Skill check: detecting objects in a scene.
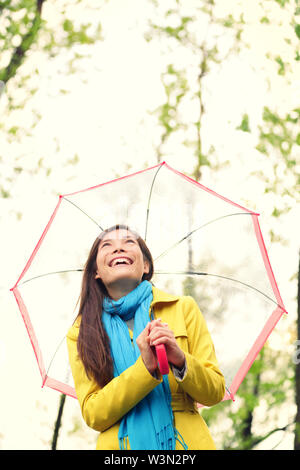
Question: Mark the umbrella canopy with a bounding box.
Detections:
[10,161,287,402]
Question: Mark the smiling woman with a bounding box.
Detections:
[72,224,154,388]
[66,224,225,450]
[94,227,151,301]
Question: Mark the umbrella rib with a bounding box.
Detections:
[17,269,83,286]
[18,269,282,309]
[144,163,164,242]
[154,212,254,262]
[46,334,69,378]
[18,214,251,285]
[154,270,281,308]
[63,197,104,230]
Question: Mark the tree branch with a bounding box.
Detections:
[0,0,46,84]
[223,419,295,450]
[251,421,295,449]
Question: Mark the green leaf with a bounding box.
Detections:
[223,14,235,28]
[275,0,290,6]
[286,158,296,167]
[287,109,300,123]
[262,107,280,124]
[272,207,281,217]
[256,143,268,154]
[182,16,193,25]
[260,16,270,24]
[1,188,10,198]
[14,167,23,173]
[275,56,285,75]
[237,114,250,132]
[295,24,300,39]
[8,126,19,135]
[63,19,73,32]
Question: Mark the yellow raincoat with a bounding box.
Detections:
[66,286,225,450]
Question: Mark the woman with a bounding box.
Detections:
[67,224,225,450]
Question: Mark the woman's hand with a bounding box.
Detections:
[136,323,158,375]
[148,319,185,369]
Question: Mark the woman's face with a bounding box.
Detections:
[94,229,150,299]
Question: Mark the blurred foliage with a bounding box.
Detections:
[253,106,300,220]
[146,0,245,180]
[202,345,294,449]
[0,0,103,199]
[148,0,299,450]
[257,107,300,160]
[0,0,44,84]
[0,0,103,84]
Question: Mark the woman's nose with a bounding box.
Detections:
[112,246,125,253]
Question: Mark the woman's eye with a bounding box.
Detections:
[101,240,134,248]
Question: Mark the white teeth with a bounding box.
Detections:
[110,257,132,267]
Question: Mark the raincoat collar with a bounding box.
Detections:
[151,285,180,308]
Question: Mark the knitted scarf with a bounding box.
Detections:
[102,280,183,450]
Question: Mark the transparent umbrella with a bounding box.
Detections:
[10,161,287,403]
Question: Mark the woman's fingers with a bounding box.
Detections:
[149,318,168,329]
[136,323,158,374]
[137,319,185,371]
[149,319,185,369]
[137,322,151,349]
[149,330,173,346]
[148,320,173,346]
[151,335,172,347]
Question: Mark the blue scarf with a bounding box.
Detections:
[102,280,186,450]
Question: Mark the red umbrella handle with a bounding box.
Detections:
[155,344,169,375]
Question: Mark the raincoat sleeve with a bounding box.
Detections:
[66,322,163,433]
[177,296,225,407]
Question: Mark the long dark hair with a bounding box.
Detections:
[76,224,154,388]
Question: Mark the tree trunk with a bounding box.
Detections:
[51,393,66,450]
[294,251,300,450]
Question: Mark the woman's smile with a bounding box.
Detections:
[109,256,134,267]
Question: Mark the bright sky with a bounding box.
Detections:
[0,0,299,450]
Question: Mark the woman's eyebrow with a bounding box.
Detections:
[100,236,135,245]
[100,238,112,244]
